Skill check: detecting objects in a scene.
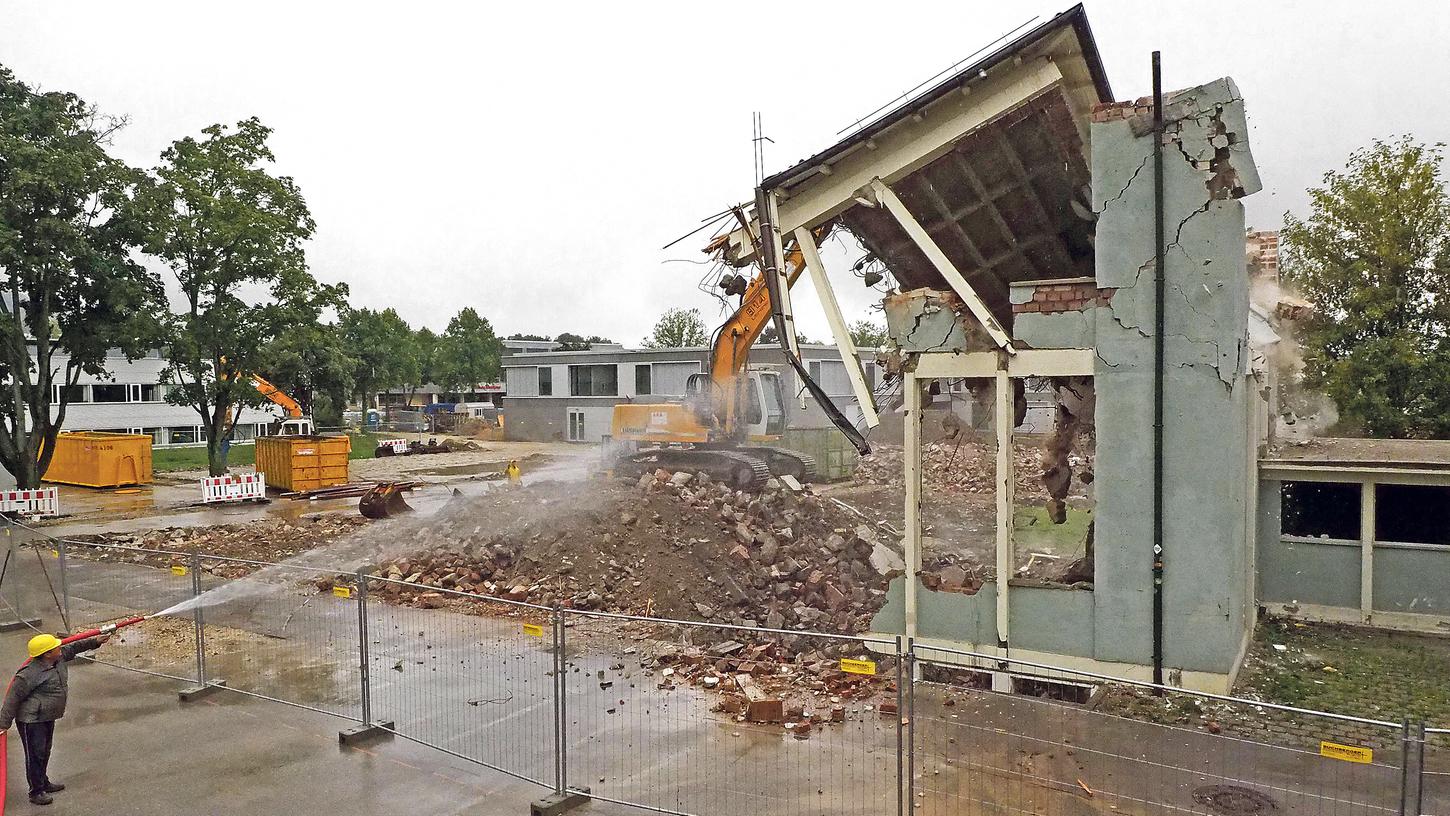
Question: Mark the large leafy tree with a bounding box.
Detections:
[0,67,163,486]
[436,308,502,394]
[1281,136,1450,438]
[409,326,439,404]
[554,332,610,351]
[140,117,341,475]
[259,318,355,428]
[642,307,707,348]
[848,319,889,349]
[339,307,416,409]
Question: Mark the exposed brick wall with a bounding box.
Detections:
[1091,97,1154,123]
[1246,230,1280,281]
[1012,281,1114,314]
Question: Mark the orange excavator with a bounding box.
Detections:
[611,227,869,489]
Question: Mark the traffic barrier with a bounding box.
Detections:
[377,438,408,454]
[0,487,59,517]
[200,472,267,504]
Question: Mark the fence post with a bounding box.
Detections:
[1400,719,1426,816]
[896,636,905,816]
[339,571,392,744]
[179,551,224,701]
[907,637,916,815]
[553,606,564,796]
[56,538,69,629]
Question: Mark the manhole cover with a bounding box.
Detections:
[1193,785,1279,816]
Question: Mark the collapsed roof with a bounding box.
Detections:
[720,4,1112,329]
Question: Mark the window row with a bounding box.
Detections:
[52,383,169,404]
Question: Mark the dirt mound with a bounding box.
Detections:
[364,471,902,633]
[72,516,369,577]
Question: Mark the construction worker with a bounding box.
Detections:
[0,631,109,805]
[505,460,522,484]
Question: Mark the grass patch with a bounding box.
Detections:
[1012,504,1092,556]
[152,432,379,473]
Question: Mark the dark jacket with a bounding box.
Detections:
[0,637,102,729]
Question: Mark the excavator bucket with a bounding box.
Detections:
[358,482,414,519]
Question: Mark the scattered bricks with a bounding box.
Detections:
[831,705,847,723]
[505,585,529,602]
[879,701,899,717]
[711,640,745,656]
[729,544,751,561]
[736,674,784,723]
[792,720,812,739]
[416,592,445,608]
[825,583,847,610]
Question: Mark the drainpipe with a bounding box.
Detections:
[1151,51,1166,690]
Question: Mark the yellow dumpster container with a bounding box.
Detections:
[43,432,153,488]
[255,434,351,492]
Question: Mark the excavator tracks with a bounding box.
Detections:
[738,447,816,483]
[619,448,772,491]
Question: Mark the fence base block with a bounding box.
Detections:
[0,618,40,633]
[530,788,590,816]
[179,680,228,702]
[338,721,395,745]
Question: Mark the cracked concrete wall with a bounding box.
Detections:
[1090,78,1259,674]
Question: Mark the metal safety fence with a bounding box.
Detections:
[0,516,1444,816]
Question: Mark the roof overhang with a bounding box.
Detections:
[717,5,1112,328]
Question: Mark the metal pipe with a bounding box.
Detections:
[355,570,372,726]
[192,551,205,686]
[1151,50,1167,691]
[906,637,916,814]
[895,636,905,816]
[56,539,68,628]
[558,610,569,795]
[553,606,564,796]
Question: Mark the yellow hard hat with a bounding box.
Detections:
[27,634,61,658]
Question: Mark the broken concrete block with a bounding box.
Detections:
[869,543,906,576]
[735,674,783,723]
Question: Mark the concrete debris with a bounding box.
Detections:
[73,516,368,577]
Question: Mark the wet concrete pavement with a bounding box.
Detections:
[1,551,1441,816]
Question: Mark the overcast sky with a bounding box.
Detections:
[3,1,1447,345]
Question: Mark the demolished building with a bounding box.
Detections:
[709,5,1274,691]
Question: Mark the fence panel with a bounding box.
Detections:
[191,554,362,720]
[364,579,557,787]
[1427,730,1448,816]
[912,644,1405,816]
[0,523,67,632]
[562,609,900,816]
[53,538,199,683]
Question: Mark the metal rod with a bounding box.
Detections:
[355,570,372,726]
[906,637,916,815]
[1400,719,1425,816]
[559,609,569,795]
[895,636,905,816]
[1150,49,1167,691]
[191,551,205,686]
[57,539,69,627]
[553,606,564,795]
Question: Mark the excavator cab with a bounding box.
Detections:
[684,368,787,441]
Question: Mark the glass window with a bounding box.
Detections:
[1376,484,1450,546]
[168,426,198,445]
[635,364,652,395]
[142,428,163,445]
[91,384,128,403]
[140,384,163,402]
[569,365,617,396]
[53,384,88,403]
[538,366,553,396]
[808,361,822,382]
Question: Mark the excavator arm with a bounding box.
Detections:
[250,374,303,419]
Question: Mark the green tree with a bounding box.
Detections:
[0,67,163,486]
[339,307,416,409]
[140,117,341,475]
[755,325,810,347]
[1281,136,1450,438]
[642,307,707,348]
[848,319,889,349]
[506,332,551,341]
[410,326,440,403]
[259,319,355,428]
[436,308,502,394]
[554,332,610,351]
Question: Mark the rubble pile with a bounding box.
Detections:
[853,441,1097,503]
[362,471,904,635]
[72,516,368,577]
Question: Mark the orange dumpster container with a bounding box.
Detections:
[43,432,153,488]
[255,434,351,492]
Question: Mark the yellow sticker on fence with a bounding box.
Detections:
[841,658,877,676]
[1320,741,1373,764]
[50,549,58,558]
[522,623,545,638]
[332,585,352,599]
[170,565,188,576]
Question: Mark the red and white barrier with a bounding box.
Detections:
[0,488,59,517]
[200,472,267,504]
[378,438,408,454]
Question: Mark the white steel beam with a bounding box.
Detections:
[903,372,922,644]
[994,365,1014,645]
[793,227,880,428]
[1360,482,1375,624]
[914,348,1093,380]
[723,60,1068,265]
[870,179,1016,353]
